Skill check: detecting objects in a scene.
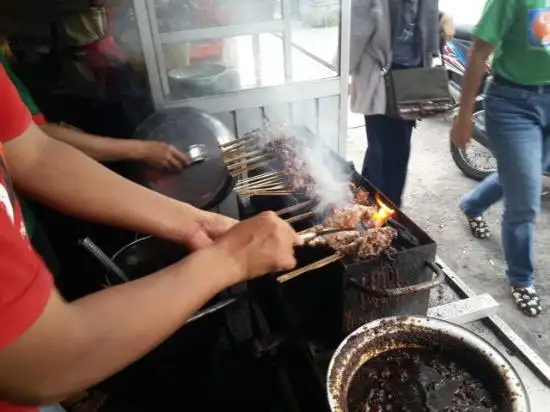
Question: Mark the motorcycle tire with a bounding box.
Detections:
[450,116,493,182]
[450,141,491,181]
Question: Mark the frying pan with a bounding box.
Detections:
[134,107,237,210]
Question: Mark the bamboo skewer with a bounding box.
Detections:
[220,136,256,150]
[277,253,343,283]
[236,171,282,186]
[275,199,315,216]
[284,210,315,224]
[226,154,273,173]
[229,161,273,176]
[223,149,265,164]
[238,182,286,191]
[237,190,294,196]
[236,176,285,190]
[276,202,314,217]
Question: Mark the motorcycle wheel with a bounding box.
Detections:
[450,112,496,182]
[450,141,492,181]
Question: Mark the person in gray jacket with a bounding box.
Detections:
[349,0,443,208]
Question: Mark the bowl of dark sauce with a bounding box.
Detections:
[327,316,530,412]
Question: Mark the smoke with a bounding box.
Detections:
[255,122,352,211]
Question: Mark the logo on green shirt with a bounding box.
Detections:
[528,7,550,48]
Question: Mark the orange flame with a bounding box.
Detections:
[371,193,396,227]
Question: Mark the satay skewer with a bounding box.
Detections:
[234,175,283,190]
[235,181,284,192]
[277,253,343,283]
[275,199,315,216]
[220,136,256,150]
[229,162,273,176]
[284,210,315,224]
[226,154,273,172]
[237,190,294,196]
[236,171,282,186]
[223,149,266,164]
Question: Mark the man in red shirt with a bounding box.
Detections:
[0,66,301,412]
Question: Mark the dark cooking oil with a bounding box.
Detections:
[347,348,498,412]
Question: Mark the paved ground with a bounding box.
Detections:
[346,114,550,365]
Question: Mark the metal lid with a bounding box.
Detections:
[135,107,235,210]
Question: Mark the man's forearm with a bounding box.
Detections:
[458,39,493,120]
[0,245,240,405]
[41,123,147,163]
[6,124,196,243]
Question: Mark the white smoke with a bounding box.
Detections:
[255,122,352,210]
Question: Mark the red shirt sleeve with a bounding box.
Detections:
[0,211,53,350]
[0,66,32,144]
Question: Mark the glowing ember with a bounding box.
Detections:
[371,193,396,227]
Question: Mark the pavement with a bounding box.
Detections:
[345,113,550,366]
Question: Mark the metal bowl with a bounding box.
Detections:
[168,63,226,87]
[326,316,529,412]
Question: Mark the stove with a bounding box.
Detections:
[96,138,441,412]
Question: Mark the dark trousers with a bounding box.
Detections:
[361,115,415,208]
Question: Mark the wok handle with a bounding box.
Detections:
[79,238,130,283]
[182,144,209,167]
[185,296,240,325]
[347,260,445,298]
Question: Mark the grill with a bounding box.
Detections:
[100,126,442,411]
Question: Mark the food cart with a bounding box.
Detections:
[129,0,350,154]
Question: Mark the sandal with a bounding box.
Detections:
[466,215,491,239]
[511,286,542,317]
[62,391,108,412]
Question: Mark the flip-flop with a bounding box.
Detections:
[466,215,491,239]
[511,286,542,317]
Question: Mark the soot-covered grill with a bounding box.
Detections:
[243,125,442,335]
[231,125,444,411]
[99,123,444,412]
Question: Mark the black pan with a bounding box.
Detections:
[134,107,236,210]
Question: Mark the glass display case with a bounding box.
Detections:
[130,0,350,153]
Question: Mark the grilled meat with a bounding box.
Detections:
[322,204,378,230]
[266,137,313,192]
[310,226,397,259]
[308,231,362,247]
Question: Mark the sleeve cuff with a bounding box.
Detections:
[32,113,47,126]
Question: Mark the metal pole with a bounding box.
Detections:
[281,0,294,82]
[133,0,165,109]
[338,0,351,157]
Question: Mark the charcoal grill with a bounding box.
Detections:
[99,126,444,412]
[243,131,442,346]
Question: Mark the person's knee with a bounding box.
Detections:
[503,200,540,224]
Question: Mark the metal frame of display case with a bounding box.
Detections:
[132,0,350,154]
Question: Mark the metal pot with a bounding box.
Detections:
[105,236,186,286]
[327,316,529,412]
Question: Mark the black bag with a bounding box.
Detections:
[384,65,456,120]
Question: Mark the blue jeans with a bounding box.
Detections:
[362,115,415,208]
[460,80,550,287]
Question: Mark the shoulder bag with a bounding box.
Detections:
[380,60,456,120]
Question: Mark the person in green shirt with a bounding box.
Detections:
[450,0,550,316]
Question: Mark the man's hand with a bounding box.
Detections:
[450,114,473,148]
[183,210,238,250]
[139,141,189,171]
[215,211,302,283]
